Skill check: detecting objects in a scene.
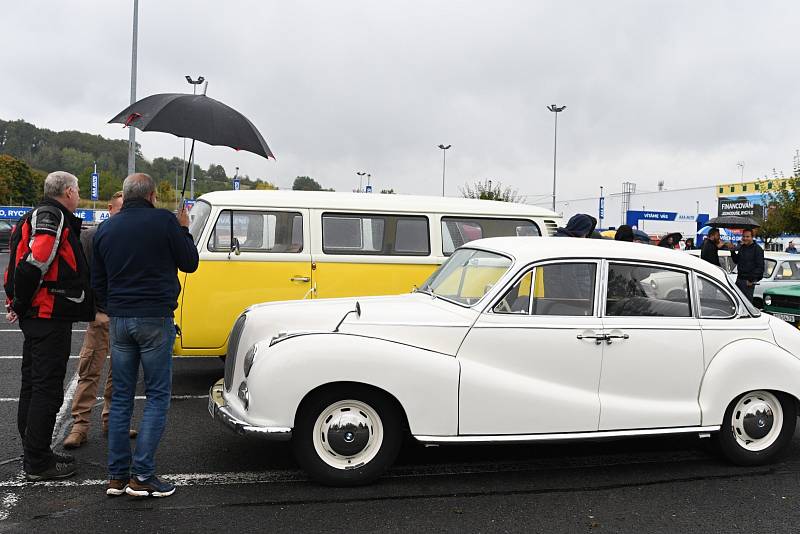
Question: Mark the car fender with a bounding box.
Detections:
[245,333,460,436]
[699,338,800,425]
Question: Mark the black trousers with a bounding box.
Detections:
[736,278,755,304]
[18,319,72,474]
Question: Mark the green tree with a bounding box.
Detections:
[207,164,228,181]
[254,180,279,190]
[0,154,38,205]
[460,179,522,202]
[158,180,176,203]
[292,176,323,191]
[758,175,800,242]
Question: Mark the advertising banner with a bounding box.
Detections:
[718,197,764,219]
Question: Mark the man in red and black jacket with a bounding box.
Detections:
[3,171,95,482]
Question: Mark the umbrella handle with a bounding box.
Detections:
[180,139,196,204]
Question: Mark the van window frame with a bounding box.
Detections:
[206,209,305,254]
[440,216,541,256]
[321,212,431,256]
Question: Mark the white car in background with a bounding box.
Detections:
[210,238,800,485]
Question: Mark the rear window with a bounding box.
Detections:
[322,213,430,256]
[441,217,540,255]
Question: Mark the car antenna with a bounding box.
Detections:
[333,302,361,333]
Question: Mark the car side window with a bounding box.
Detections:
[775,261,800,281]
[495,263,596,316]
[208,210,304,253]
[606,263,691,317]
[697,276,737,318]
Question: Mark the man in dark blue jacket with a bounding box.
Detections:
[92,174,199,498]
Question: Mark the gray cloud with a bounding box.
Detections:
[2,0,798,202]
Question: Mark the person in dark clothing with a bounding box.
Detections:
[554,214,597,238]
[614,225,635,242]
[3,172,95,481]
[701,228,733,267]
[731,229,764,303]
[93,174,199,498]
[684,238,695,250]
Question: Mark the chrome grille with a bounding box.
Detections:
[224,314,247,392]
[544,220,558,236]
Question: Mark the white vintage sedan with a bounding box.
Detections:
[209,237,800,486]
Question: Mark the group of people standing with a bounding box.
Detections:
[4,172,198,498]
[555,214,765,304]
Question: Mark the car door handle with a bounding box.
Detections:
[577,334,607,345]
[605,333,630,344]
[290,276,311,283]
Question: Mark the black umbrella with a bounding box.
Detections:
[706,215,760,230]
[109,92,274,198]
[658,232,682,248]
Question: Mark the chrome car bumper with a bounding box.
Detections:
[208,379,292,441]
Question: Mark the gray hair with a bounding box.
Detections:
[43,171,78,198]
[122,173,156,201]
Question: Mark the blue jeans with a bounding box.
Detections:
[108,317,175,480]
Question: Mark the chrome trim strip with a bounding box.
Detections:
[208,380,292,441]
[415,425,721,444]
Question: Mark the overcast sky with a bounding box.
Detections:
[2,1,798,206]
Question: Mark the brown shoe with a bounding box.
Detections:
[63,431,87,449]
[106,479,127,497]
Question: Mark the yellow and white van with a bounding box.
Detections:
[177,190,561,356]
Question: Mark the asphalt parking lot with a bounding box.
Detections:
[0,255,799,533]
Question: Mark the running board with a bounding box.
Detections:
[415,425,721,444]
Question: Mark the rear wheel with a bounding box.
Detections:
[717,390,796,466]
[293,385,403,486]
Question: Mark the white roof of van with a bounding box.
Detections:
[197,190,560,218]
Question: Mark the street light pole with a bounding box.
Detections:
[127,0,139,176]
[438,144,451,197]
[185,75,205,200]
[356,171,367,193]
[547,104,566,212]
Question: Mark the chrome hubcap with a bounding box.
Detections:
[313,400,384,470]
[731,391,783,452]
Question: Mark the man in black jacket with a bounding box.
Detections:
[700,229,732,267]
[93,174,199,498]
[732,229,764,303]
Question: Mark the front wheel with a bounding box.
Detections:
[717,390,797,466]
[292,385,403,486]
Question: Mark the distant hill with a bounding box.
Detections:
[0,118,275,201]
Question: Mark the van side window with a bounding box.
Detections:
[441,217,540,255]
[322,213,430,256]
[208,210,304,253]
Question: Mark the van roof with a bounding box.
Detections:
[197,190,560,218]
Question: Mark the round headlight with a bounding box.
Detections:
[764,295,772,307]
[243,344,258,377]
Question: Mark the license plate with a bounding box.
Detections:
[773,312,797,323]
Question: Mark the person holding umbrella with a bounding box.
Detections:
[731,228,764,303]
[658,233,681,249]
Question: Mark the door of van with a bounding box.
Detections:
[180,207,312,355]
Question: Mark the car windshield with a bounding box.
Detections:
[188,200,212,246]
[420,248,512,306]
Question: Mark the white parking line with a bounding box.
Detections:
[0,394,208,403]
[0,492,18,521]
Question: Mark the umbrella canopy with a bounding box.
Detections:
[658,232,682,248]
[110,93,274,159]
[706,215,760,230]
[632,229,652,244]
[698,225,735,239]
